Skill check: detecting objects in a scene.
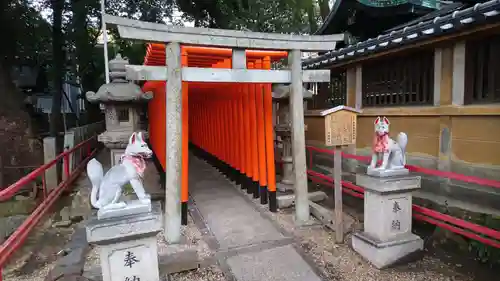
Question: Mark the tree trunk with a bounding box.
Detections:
[50,0,64,144]
[318,0,330,22]
[71,0,101,124]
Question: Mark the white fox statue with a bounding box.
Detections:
[368,116,408,174]
[87,132,153,211]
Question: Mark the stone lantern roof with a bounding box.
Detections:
[86,54,153,103]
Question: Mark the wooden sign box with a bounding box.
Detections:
[304,105,361,147]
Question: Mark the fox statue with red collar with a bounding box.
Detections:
[87,132,153,211]
[368,116,408,176]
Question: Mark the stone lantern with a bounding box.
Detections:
[273,84,312,192]
[86,54,153,166]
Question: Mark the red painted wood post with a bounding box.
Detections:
[86,141,91,157]
[42,173,47,198]
[63,149,70,180]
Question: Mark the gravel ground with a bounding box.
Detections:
[157,213,212,259]
[246,194,473,281]
[2,213,75,281]
[2,261,56,281]
[169,266,226,281]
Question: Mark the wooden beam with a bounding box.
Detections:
[126,65,168,81]
[104,14,343,51]
[359,104,500,116]
[182,68,330,83]
[125,65,331,83]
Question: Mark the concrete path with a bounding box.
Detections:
[188,155,324,281]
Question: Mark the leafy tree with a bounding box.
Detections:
[176,0,233,28]
[176,0,326,34]
[0,0,51,185]
[221,0,308,33]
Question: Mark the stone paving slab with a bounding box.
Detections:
[226,245,322,281]
[189,156,324,281]
[189,161,284,250]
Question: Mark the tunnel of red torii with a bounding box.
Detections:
[141,43,290,222]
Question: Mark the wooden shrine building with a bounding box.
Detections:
[303,0,500,214]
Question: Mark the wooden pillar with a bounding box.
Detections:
[289,49,310,224]
[436,45,454,193]
[452,41,466,106]
[355,65,362,110]
[165,42,182,244]
[433,48,443,106]
[346,67,356,108]
[345,66,361,173]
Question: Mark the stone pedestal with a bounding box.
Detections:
[367,166,409,178]
[86,202,163,281]
[351,174,423,269]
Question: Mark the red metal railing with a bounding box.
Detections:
[305,146,500,248]
[0,136,100,280]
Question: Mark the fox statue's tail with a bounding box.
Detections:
[397,132,408,164]
[87,158,104,209]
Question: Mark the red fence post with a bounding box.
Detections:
[63,150,70,180]
[42,173,47,198]
[308,147,313,168]
[87,141,91,157]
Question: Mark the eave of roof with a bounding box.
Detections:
[303,0,500,69]
[383,2,466,33]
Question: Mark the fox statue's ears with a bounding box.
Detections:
[129,132,137,144]
[129,132,145,145]
[374,116,390,125]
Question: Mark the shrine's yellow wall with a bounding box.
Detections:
[451,116,500,167]
[356,115,440,158]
